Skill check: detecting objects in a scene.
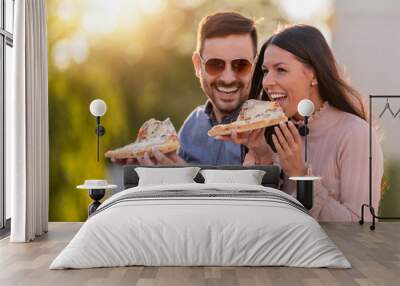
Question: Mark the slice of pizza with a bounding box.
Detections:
[105,118,180,159]
[208,99,288,137]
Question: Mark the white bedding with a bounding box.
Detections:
[50,183,351,269]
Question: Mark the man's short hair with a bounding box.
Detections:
[196,11,258,56]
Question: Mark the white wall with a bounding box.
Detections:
[332,0,400,159]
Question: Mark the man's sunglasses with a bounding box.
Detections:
[199,55,253,76]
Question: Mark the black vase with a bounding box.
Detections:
[296,180,314,210]
[88,189,106,216]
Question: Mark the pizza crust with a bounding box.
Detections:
[208,100,288,137]
[208,117,287,136]
[104,140,180,159]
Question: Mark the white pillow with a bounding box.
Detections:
[135,167,200,186]
[200,169,266,185]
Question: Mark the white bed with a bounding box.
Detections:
[50,183,350,269]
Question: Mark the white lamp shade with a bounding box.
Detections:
[90,99,107,117]
[297,99,314,117]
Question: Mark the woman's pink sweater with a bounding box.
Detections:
[275,102,384,222]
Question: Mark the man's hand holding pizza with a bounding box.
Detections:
[106,118,186,166]
[136,148,186,166]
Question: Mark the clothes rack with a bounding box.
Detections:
[360,95,400,230]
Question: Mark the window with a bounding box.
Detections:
[1,0,14,232]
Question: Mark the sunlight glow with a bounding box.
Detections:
[53,33,89,70]
[82,0,122,34]
[53,0,166,70]
[276,0,333,44]
[57,0,74,21]
[69,33,90,64]
[176,0,205,9]
[278,0,332,21]
[81,0,164,35]
[138,0,165,15]
[53,39,71,70]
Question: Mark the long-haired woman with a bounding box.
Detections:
[218,24,383,222]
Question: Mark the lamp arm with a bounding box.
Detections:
[94,116,106,162]
[96,117,100,162]
[304,116,309,163]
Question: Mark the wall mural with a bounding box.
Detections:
[48,0,398,223]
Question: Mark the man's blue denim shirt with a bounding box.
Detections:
[178,101,242,165]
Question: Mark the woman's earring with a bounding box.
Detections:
[311,80,318,86]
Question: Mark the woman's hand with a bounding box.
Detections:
[216,128,273,164]
[272,121,307,177]
[243,149,265,166]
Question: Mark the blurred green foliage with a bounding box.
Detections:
[48,0,285,221]
[379,160,400,220]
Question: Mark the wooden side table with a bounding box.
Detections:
[77,180,117,216]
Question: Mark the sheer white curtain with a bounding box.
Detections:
[7,0,49,242]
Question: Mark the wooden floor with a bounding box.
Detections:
[0,222,399,286]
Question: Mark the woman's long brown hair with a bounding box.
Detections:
[248,25,389,195]
[249,24,367,121]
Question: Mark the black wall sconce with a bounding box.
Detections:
[89,99,107,162]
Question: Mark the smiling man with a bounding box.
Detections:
[132,12,257,166]
[176,12,258,165]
